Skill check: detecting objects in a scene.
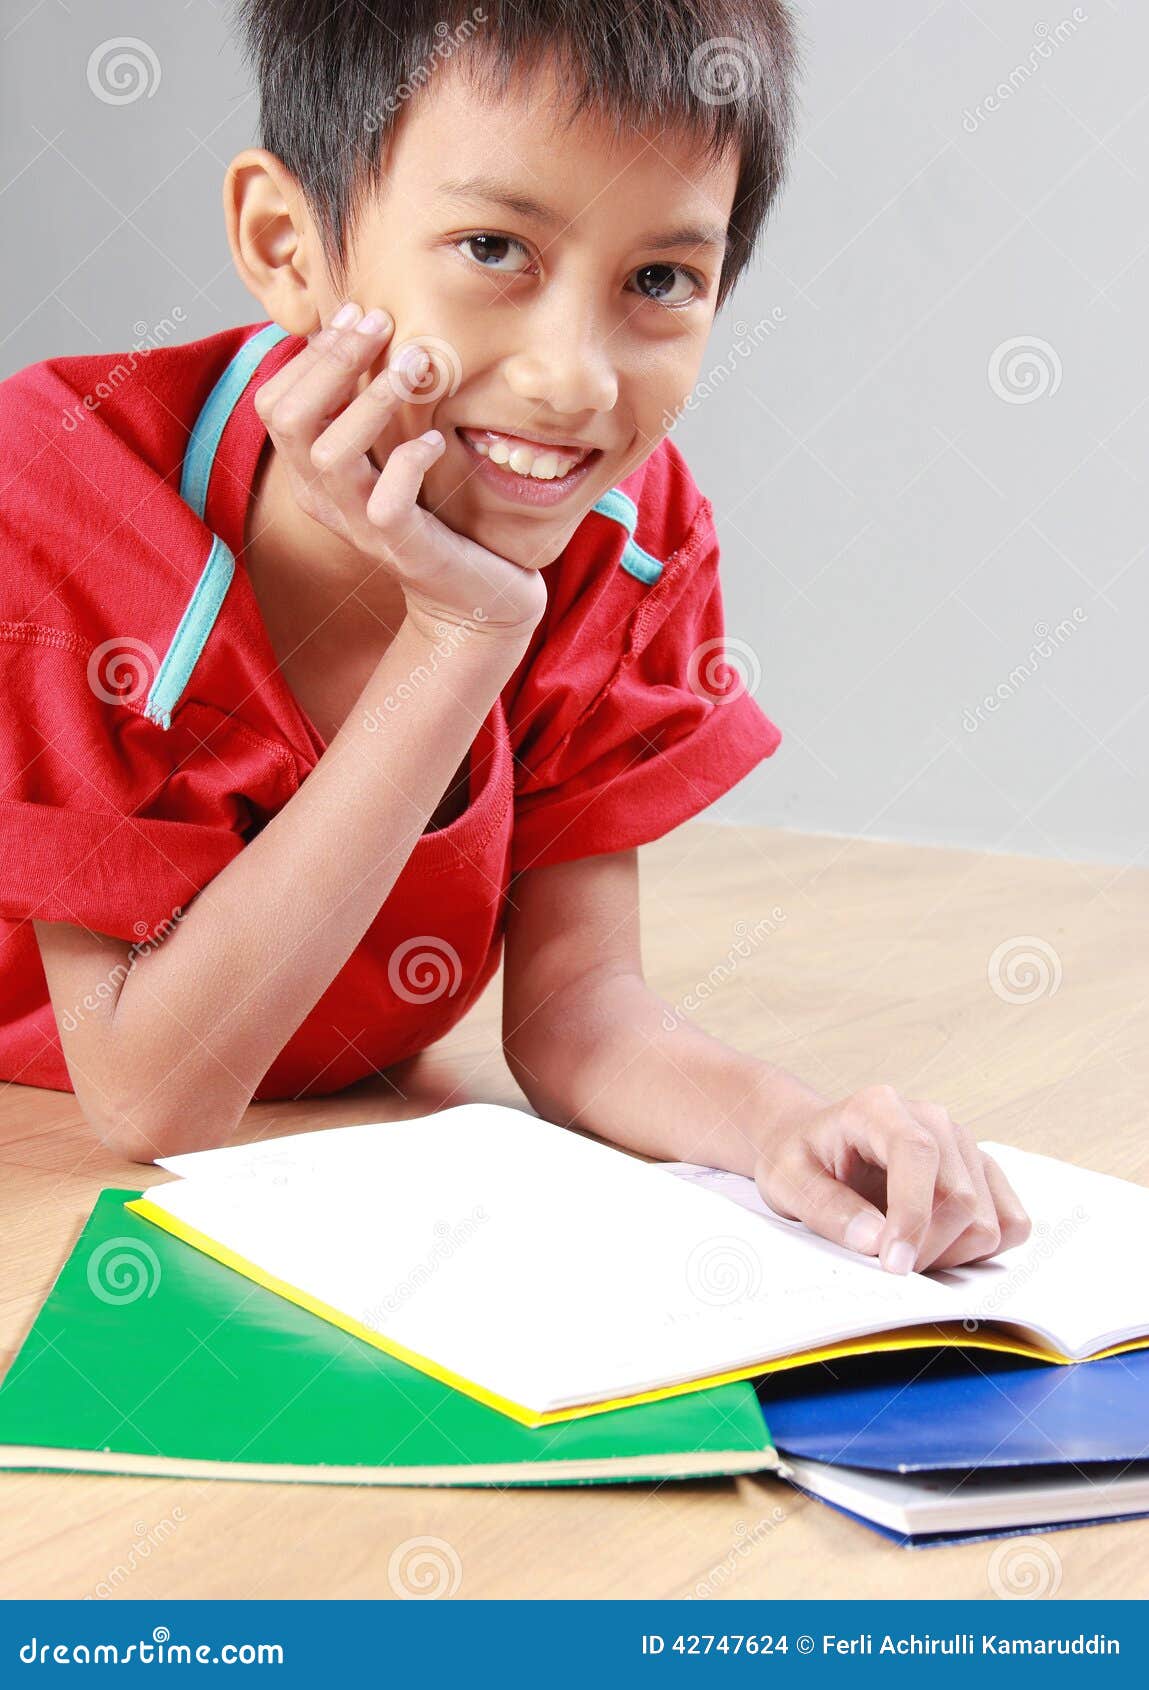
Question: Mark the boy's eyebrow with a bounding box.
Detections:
[436,174,730,253]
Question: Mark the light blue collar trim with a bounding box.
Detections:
[590,488,664,585]
[180,321,290,518]
[144,322,291,728]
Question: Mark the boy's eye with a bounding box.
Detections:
[456,233,533,274]
[454,235,703,310]
[629,264,702,309]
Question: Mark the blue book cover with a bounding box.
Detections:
[758,1345,1149,1470]
[757,1348,1149,1547]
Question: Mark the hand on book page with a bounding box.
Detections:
[742,1087,1032,1277]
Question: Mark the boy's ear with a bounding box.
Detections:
[223,148,325,336]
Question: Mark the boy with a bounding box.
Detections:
[0,0,1029,1274]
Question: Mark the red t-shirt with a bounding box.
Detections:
[0,321,782,1100]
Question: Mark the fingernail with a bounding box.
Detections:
[421,429,443,447]
[883,1239,916,1276]
[356,309,391,335]
[397,345,431,378]
[844,1212,883,1255]
[331,301,360,329]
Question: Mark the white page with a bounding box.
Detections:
[783,1455,1149,1536]
[660,1141,1149,1357]
[145,1103,971,1413]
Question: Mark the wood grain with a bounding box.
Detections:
[2,821,1146,1599]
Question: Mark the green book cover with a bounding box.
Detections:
[0,1190,778,1487]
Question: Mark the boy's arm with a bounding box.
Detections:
[33,307,545,1165]
[502,853,1031,1275]
[37,616,528,1163]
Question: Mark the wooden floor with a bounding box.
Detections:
[2,822,1147,1600]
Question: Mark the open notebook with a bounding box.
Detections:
[127,1103,1149,1427]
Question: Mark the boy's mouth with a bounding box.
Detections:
[455,426,603,509]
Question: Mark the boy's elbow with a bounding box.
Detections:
[83,1091,240,1165]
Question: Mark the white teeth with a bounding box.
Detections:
[465,430,586,481]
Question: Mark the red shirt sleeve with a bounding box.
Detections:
[0,352,292,944]
[507,472,782,876]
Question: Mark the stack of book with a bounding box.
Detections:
[2,1103,1146,1545]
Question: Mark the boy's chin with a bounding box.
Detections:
[436,499,579,572]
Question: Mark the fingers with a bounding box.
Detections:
[978,1150,1032,1254]
[255,301,392,427]
[914,1115,999,1271]
[808,1087,1032,1275]
[310,347,430,479]
[254,301,446,554]
[756,1140,886,1258]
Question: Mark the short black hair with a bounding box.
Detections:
[233,0,801,307]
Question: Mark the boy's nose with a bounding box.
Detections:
[500,295,619,422]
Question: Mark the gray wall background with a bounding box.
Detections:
[2,1,1144,867]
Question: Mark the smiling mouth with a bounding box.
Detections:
[454,426,604,508]
[457,427,601,481]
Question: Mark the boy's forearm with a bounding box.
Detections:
[506,969,828,1174]
[108,615,527,1152]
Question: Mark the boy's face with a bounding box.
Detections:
[307,55,739,570]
